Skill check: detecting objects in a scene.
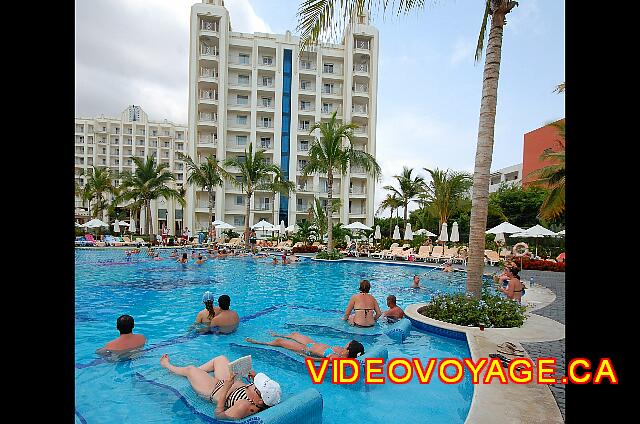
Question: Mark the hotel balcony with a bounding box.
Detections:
[200,67,218,81]
[200,20,219,33]
[349,186,367,196]
[258,140,273,150]
[256,120,274,130]
[352,83,369,97]
[199,112,218,125]
[353,63,370,75]
[199,90,218,103]
[321,106,343,116]
[321,87,343,97]
[299,62,316,73]
[351,166,366,175]
[253,202,272,211]
[322,65,343,77]
[352,126,368,137]
[296,183,315,193]
[257,79,275,89]
[351,104,368,116]
[353,39,371,51]
[296,203,310,213]
[200,45,219,58]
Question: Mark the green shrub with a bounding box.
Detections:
[417,292,527,328]
[316,249,344,260]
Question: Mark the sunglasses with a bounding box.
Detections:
[254,385,262,399]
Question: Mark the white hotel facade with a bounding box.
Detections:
[185,0,379,231]
[75,0,379,235]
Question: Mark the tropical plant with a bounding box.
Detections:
[316,249,344,260]
[296,0,519,298]
[383,167,425,226]
[307,197,340,242]
[117,157,185,238]
[257,172,296,226]
[420,168,473,226]
[82,166,117,220]
[527,121,565,221]
[223,144,284,249]
[302,111,380,251]
[178,152,232,235]
[376,193,402,237]
[554,82,565,93]
[294,220,319,245]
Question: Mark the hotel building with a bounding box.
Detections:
[185,0,379,231]
[74,105,189,233]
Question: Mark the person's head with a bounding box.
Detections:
[345,340,365,358]
[359,279,371,293]
[386,295,397,308]
[202,291,215,318]
[116,314,135,335]
[251,373,282,408]
[506,265,520,278]
[413,275,420,284]
[182,253,188,260]
[218,294,231,310]
[198,254,203,259]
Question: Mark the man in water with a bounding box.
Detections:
[382,295,405,322]
[410,275,423,289]
[97,315,146,354]
[195,254,207,264]
[177,252,188,264]
[209,295,239,334]
[442,262,453,272]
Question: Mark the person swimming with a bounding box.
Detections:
[195,254,206,265]
[410,275,423,289]
[177,252,188,264]
[343,280,382,327]
[170,249,178,258]
[246,331,364,360]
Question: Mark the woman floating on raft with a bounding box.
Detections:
[246,331,364,361]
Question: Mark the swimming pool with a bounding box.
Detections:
[75,249,474,423]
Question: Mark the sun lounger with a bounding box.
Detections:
[415,245,432,261]
[75,236,93,247]
[384,247,404,260]
[134,237,148,247]
[441,247,457,262]
[121,236,137,246]
[395,247,414,260]
[427,246,444,262]
[85,234,105,247]
[484,250,501,266]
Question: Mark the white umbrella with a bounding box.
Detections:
[374,225,381,240]
[495,232,506,244]
[510,224,556,257]
[392,225,401,240]
[438,222,449,242]
[83,218,109,228]
[285,224,298,233]
[486,222,524,234]
[556,229,565,236]
[280,221,286,233]
[212,219,227,227]
[252,219,275,230]
[414,228,437,237]
[215,222,235,230]
[404,223,413,240]
[129,218,136,234]
[75,222,83,227]
[343,222,373,231]
[450,222,460,243]
[345,235,351,245]
[113,220,120,233]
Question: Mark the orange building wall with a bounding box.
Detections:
[522,119,564,186]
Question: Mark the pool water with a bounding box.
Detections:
[75,249,474,423]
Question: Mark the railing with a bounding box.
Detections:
[259,141,272,149]
[260,59,274,67]
[299,62,316,71]
[297,143,310,151]
[75,148,84,154]
[115,128,120,134]
[200,67,218,78]
[349,187,366,194]
[319,185,340,194]
[253,203,271,211]
[199,135,217,144]
[230,57,251,66]
[199,90,218,100]
[127,129,133,134]
[321,87,342,95]
[228,100,250,107]
[200,20,219,32]
[257,121,274,129]
[322,107,343,115]
[296,204,309,212]
[353,63,369,73]
[136,140,145,146]
[197,201,216,209]
[161,142,171,148]
[299,104,315,112]
[297,162,308,171]
[352,105,368,114]
[199,112,218,123]
[296,184,315,192]
[352,83,369,94]
[123,140,132,145]
[353,126,368,135]
[351,166,365,174]
[259,101,274,109]
[110,140,120,145]
[230,79,251,87]
[349,208,366,215]
[299,85,315,92]
[110,150,119,156]
[227,120,250,128]
[137,130,145,136]
[297,125,310,132]
[322,66,343,75]
[354,39,370,50]
[257,80,274,88]
[150,142,158,147]
[200,45,219,56]
[87,139,94,144]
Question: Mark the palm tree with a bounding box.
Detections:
[296,0,519,296]
[383,167,425,227]
[308,197,328,242]
[178,152,232,235]
[554,82,565,93]
[117,157,185,239]
[302,111,381,251]
[420,168,473,225]
[257,173,296,226]
[377,192,402,237]
[223,143,284,249]
[82,166,117,220]
[527,121,565,220]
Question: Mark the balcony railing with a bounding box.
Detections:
[123,140,132,145]
[296,204,309,212]
[297,143,310,152]
[297,162,308,171]
[253,203,272,211]
[351,166,365,174]
[353,63,370,73]
[299,104,315,112]
[230,79,251,87]
[259,140,272,149]
[349,187,367,195]
[319,185,341,194]
[200,67,218,78]
[200,45,219,57]
[354,39,371,50]
[200,20,219,32]
[299,85,315,92]
[199,112,218,123]
[299,62,316,71]
[296,184,315,192]
[228,100,250,108]
[321,87,342,96]
[230,57,251,66]
[197,201,216,209]
[322,66,343,75]
[227,120,250,129]
[136,140,145,146]
[352,83,369,94]
[257,121,274,129]
[257,80,274,88]
[349,208,366,215]
[321,107,343,115]
[199,135,217,145]
[298,125,311,132]
[199,90,218,100]
[259,101,274,109]
[352,105,368,114]
[353,126,368,135]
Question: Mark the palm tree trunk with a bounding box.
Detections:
[208,188,214,238]
[245,189,252,249]
[272,193,278,227]
[467,5,512,299]
[146,200,153,240]
[327,171,334,251]
[389,208,393,238]
[403,200,408,227]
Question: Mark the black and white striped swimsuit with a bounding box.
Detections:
[224,385,255,409]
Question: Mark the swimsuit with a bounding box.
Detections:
[306,342,336,357]
[224,385,258,409]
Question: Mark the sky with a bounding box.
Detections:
[75,0,565,217]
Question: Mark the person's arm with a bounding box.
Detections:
[343,296,355,320]
[373,298,383,321]
[213,376,237,419]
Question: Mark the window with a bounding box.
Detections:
[262,56,273,65]
[237,115,248,125]
[262,76,272,86]
[260,137,271,148]
[301,101,310,111]
[238,74,250,85]
[323,63,334,73]
[323,83,334,94]
[237,94,249,105]
[234,216,245,226]
[322,103,331,113]
[300,120,310,130]
[262,97,272,107]
[300,60,311,70]
[235,195,244,205]
[239,53,250,65]
[261,117,272,128]
[236,135,247,146]
[300,140,309,150]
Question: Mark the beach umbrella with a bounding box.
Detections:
[83,218,109,228]
[285,224,298,233]
[280,221,286,233]
[113,220,120,233]
[215,222,235,230]
[129,218,136,234]
[345,235,351,245]
[510,224,556,257]
[438,222,448,252]
[450,222,460,243]
[252,219,275,230]
[414,228,437,237]
[495,232,505,244]
[486,222,524,235]
[556,229,565,236]
[343,222,373,231]
[75,222,83,227]
[392,225,401,240]
[404,223,413,240]
[374,225,381,240]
